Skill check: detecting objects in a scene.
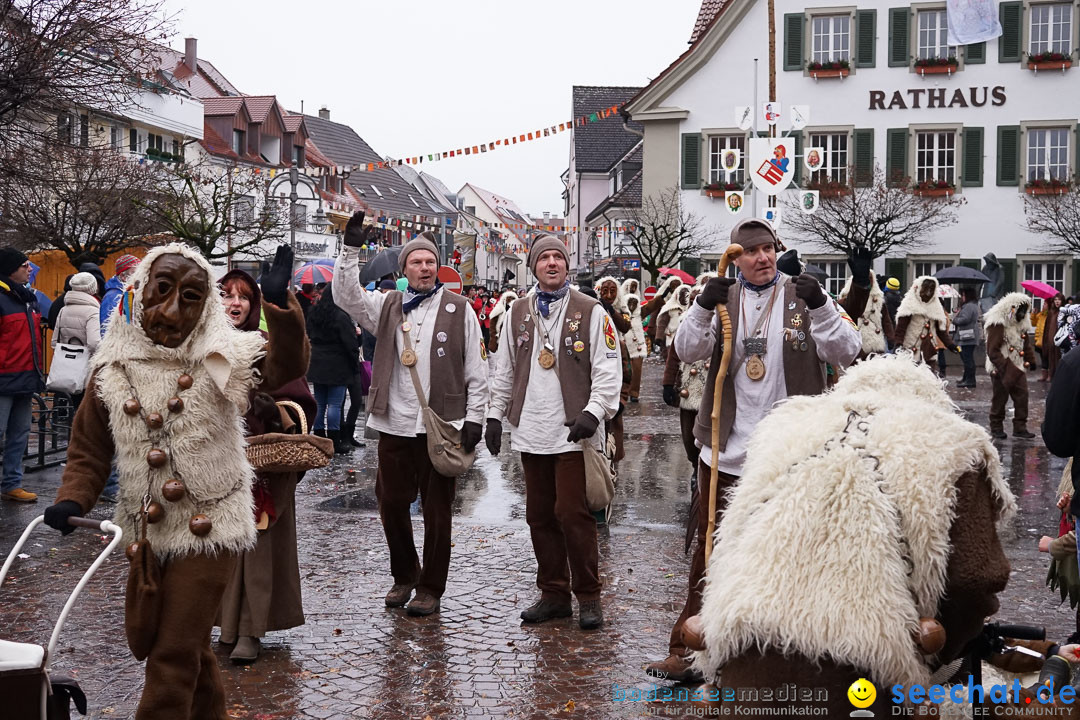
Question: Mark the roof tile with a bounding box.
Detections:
[690,0,727,43]
[572,86,643,173]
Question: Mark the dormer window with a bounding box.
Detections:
[232,129,245,155]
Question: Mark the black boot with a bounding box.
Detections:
[341,423,364,448]
[313,429,327,438]
[328,430,352,454]
[989,423,1006,440]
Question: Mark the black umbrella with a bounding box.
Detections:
[358,247,402,284]
[934,266,990,284]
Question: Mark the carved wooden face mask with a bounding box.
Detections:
[140,255,209,348]
[919,279,936,303]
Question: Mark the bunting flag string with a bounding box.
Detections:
[300,105,624,178]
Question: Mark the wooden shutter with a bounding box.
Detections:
[996,125,1020,186]
[1073,259,1080,295]
[999,258,1017,293]
[961,127,984,188]
[966,42,986,64]
[784,14,805,71]
[999,2,1023,63]
[681,133,701,189]
[885,258,907,289]
[793,133,804,184]
[853,129,874,186]
[960,258,982,272]
[1075,124,1080,183]
[855,10,876,68]
[888,7,910,67]
[886,128,908,187]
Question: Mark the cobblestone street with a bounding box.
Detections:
[0,359,1074,719]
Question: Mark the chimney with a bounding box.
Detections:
[543,211,551,221]
[319,106,330,120]
[184,37,197,72]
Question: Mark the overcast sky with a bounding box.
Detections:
[159,0,700,216]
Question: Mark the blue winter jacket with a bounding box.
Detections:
[99,275,125,336]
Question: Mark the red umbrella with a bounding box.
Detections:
[1021,280,1059,300]
[293,262,334,286]
[658,267,695,284]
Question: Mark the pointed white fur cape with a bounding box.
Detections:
[839,273,887,354]
[983,291,1032,372]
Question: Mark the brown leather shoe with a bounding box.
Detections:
[406,592,440,616]
[385,581,416,608]
[520,597,573,624]
[645,654,704,683]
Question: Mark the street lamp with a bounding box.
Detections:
[268,167,327,258]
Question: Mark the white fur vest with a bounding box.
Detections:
[839,275,887,354]
[694,357,1014,688]
[983,292,1033,373]
[91,244,264,561]
[896,276,947,358]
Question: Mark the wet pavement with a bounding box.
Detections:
[0,359,1073,719]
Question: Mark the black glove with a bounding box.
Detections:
[696,277,736,311]
[484,418,503,456]
[663,385,678,407]
[795,274,827,310]
[44,500,82,536]
[461,420,482,453]
[847,246,873,289]
[565,411,600,442]
[343,211,367,248]
[259,245,293,309]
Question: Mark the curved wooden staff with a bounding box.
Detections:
[705,243,744,570]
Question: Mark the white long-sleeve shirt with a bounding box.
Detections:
[487,292,621,454]
[674,275,860,475]
[333,247,488,437]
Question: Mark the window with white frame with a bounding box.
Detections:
[811,15,850,63]
[234,197,255,226]
[914,260,953,278]
[915,130,956,184]
[1027,127,1071,182]
[709,135,746,185]
[809,132,849,185]
[917,9,957,60]
[1030,3,1073,55]
[824,261,847,296]
[1024,261,1065,291]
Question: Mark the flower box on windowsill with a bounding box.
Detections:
[1025,183,1071,195]
[1028,59,1072,72]
[810,68,850,79]
[917,64,957,75]
[914,187,955,198]
[703,185,742,198]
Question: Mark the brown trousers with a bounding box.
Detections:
[629,357,644,398]
[990,372,1029,430]
[667,462,739,657]
[521,451,601,601]
[376,433,456,598]
[679,409,699,468]
[137,551,236,720]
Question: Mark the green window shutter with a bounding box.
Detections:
[784,14,805,71]
[852,128,874,186]
[855,10,877,68]
[886,128,908,187]
[1073,259,1080,295]
[681,133,701,189]
[999,258,1017,294]
[960,258,981,270]
[888,7,910,67]
[966,42,986,64]
[996,125,1020,186]
[1075,124,1080,183]
[961,127,984,187]
[885,258,907,289]
[999,2,1022,62]
[793,133,804,184]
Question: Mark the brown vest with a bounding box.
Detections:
[369,290,470,421]
[505,289,599,427]
[693,279,828,452]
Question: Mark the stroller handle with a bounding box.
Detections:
[66,516,111,531]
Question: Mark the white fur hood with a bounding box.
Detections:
[983,291,1033,330]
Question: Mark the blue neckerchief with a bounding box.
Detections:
[402,281,443,314]
[534,280,570,318]
[737,270,780,292]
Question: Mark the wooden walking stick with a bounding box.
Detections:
[704,243,743,570]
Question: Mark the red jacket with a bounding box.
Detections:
[0,278,45,395]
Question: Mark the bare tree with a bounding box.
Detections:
[1023,186,1080,253]
[782,165,966,258]
[139,157,290,261]
[0,0,172,145]
[622,185,718,281]
[0,142,163,267]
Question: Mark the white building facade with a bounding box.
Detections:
[625,0,1080,298]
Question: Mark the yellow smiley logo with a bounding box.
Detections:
[847,678,876,709]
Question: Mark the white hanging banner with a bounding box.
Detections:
[721,148,741,176]
[725,191,745,215]
[804,146,825,173]
[799,190,821,214]
[946,0,1002,45]
[790,105,810,131]
[734,106,753,131]
[748,137,796,195]
[762,206,782,228]
[763,102,781,126]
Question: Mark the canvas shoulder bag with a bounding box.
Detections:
[47,341,90,394]
[399,329,475,477]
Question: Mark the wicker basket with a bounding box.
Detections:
[245,401,335,473]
